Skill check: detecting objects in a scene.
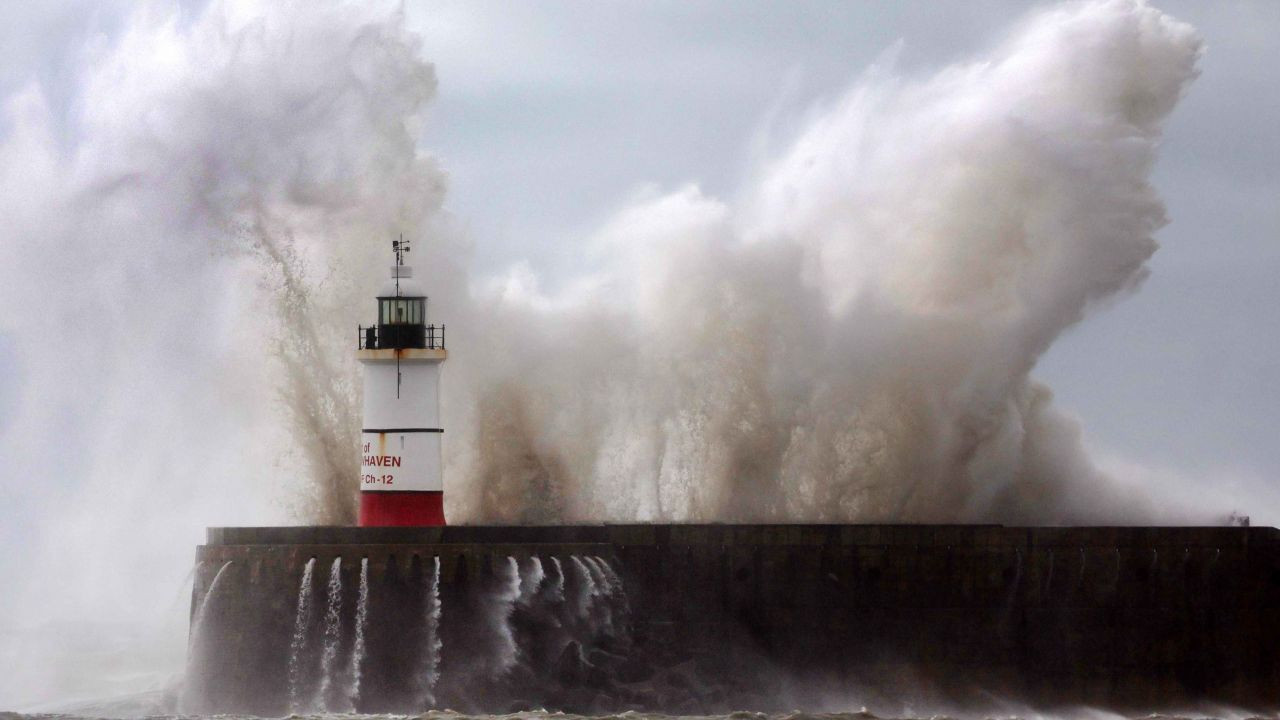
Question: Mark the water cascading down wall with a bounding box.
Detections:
[184,524,1280,714]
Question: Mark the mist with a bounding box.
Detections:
[0,0,1218,709]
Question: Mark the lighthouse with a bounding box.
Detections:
[357,238,446,526]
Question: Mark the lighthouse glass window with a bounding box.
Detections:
[380,298,424,325]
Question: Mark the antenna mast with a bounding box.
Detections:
[391,233,410,298]
[390,233,412,397]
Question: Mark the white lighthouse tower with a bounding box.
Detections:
[357,238,446,526]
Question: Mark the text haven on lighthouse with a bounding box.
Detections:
[356,238,447,527]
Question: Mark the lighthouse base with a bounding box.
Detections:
[359,490,445,526]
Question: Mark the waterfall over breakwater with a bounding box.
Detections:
[493,556,523,675]
[287,557,316,714]
[349,557,370,706]
[417,556,442,708]
[316,557,346,711]
[550,557,566,601]
[188,561,232,654]
[571,556,597,620]
[243,554,632,713]
[180,560,233,714]
[584,557,616,633]
[519,556,546,605]
[595,556,624,592]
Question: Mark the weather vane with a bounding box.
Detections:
[392,233,410,296]
[392,233,410,267]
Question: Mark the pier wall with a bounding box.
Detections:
[190,524,1280,714]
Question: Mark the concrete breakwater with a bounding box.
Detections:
[188,524,1280,714]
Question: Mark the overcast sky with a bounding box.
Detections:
[0,0,1276,515]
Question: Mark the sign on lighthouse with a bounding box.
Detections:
[356,238,447,526]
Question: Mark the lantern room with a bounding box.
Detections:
[359,266,445,351]
[373,293,428,349]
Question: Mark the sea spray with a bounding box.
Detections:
[288,557,317,714]
[346,557,369,710]
[180,560,233,714]
[316,557,344,711]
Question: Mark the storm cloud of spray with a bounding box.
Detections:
[0,0,1213,706]
[452,0,1208,525]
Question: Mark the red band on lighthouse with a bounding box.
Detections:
[359,491,445,526]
